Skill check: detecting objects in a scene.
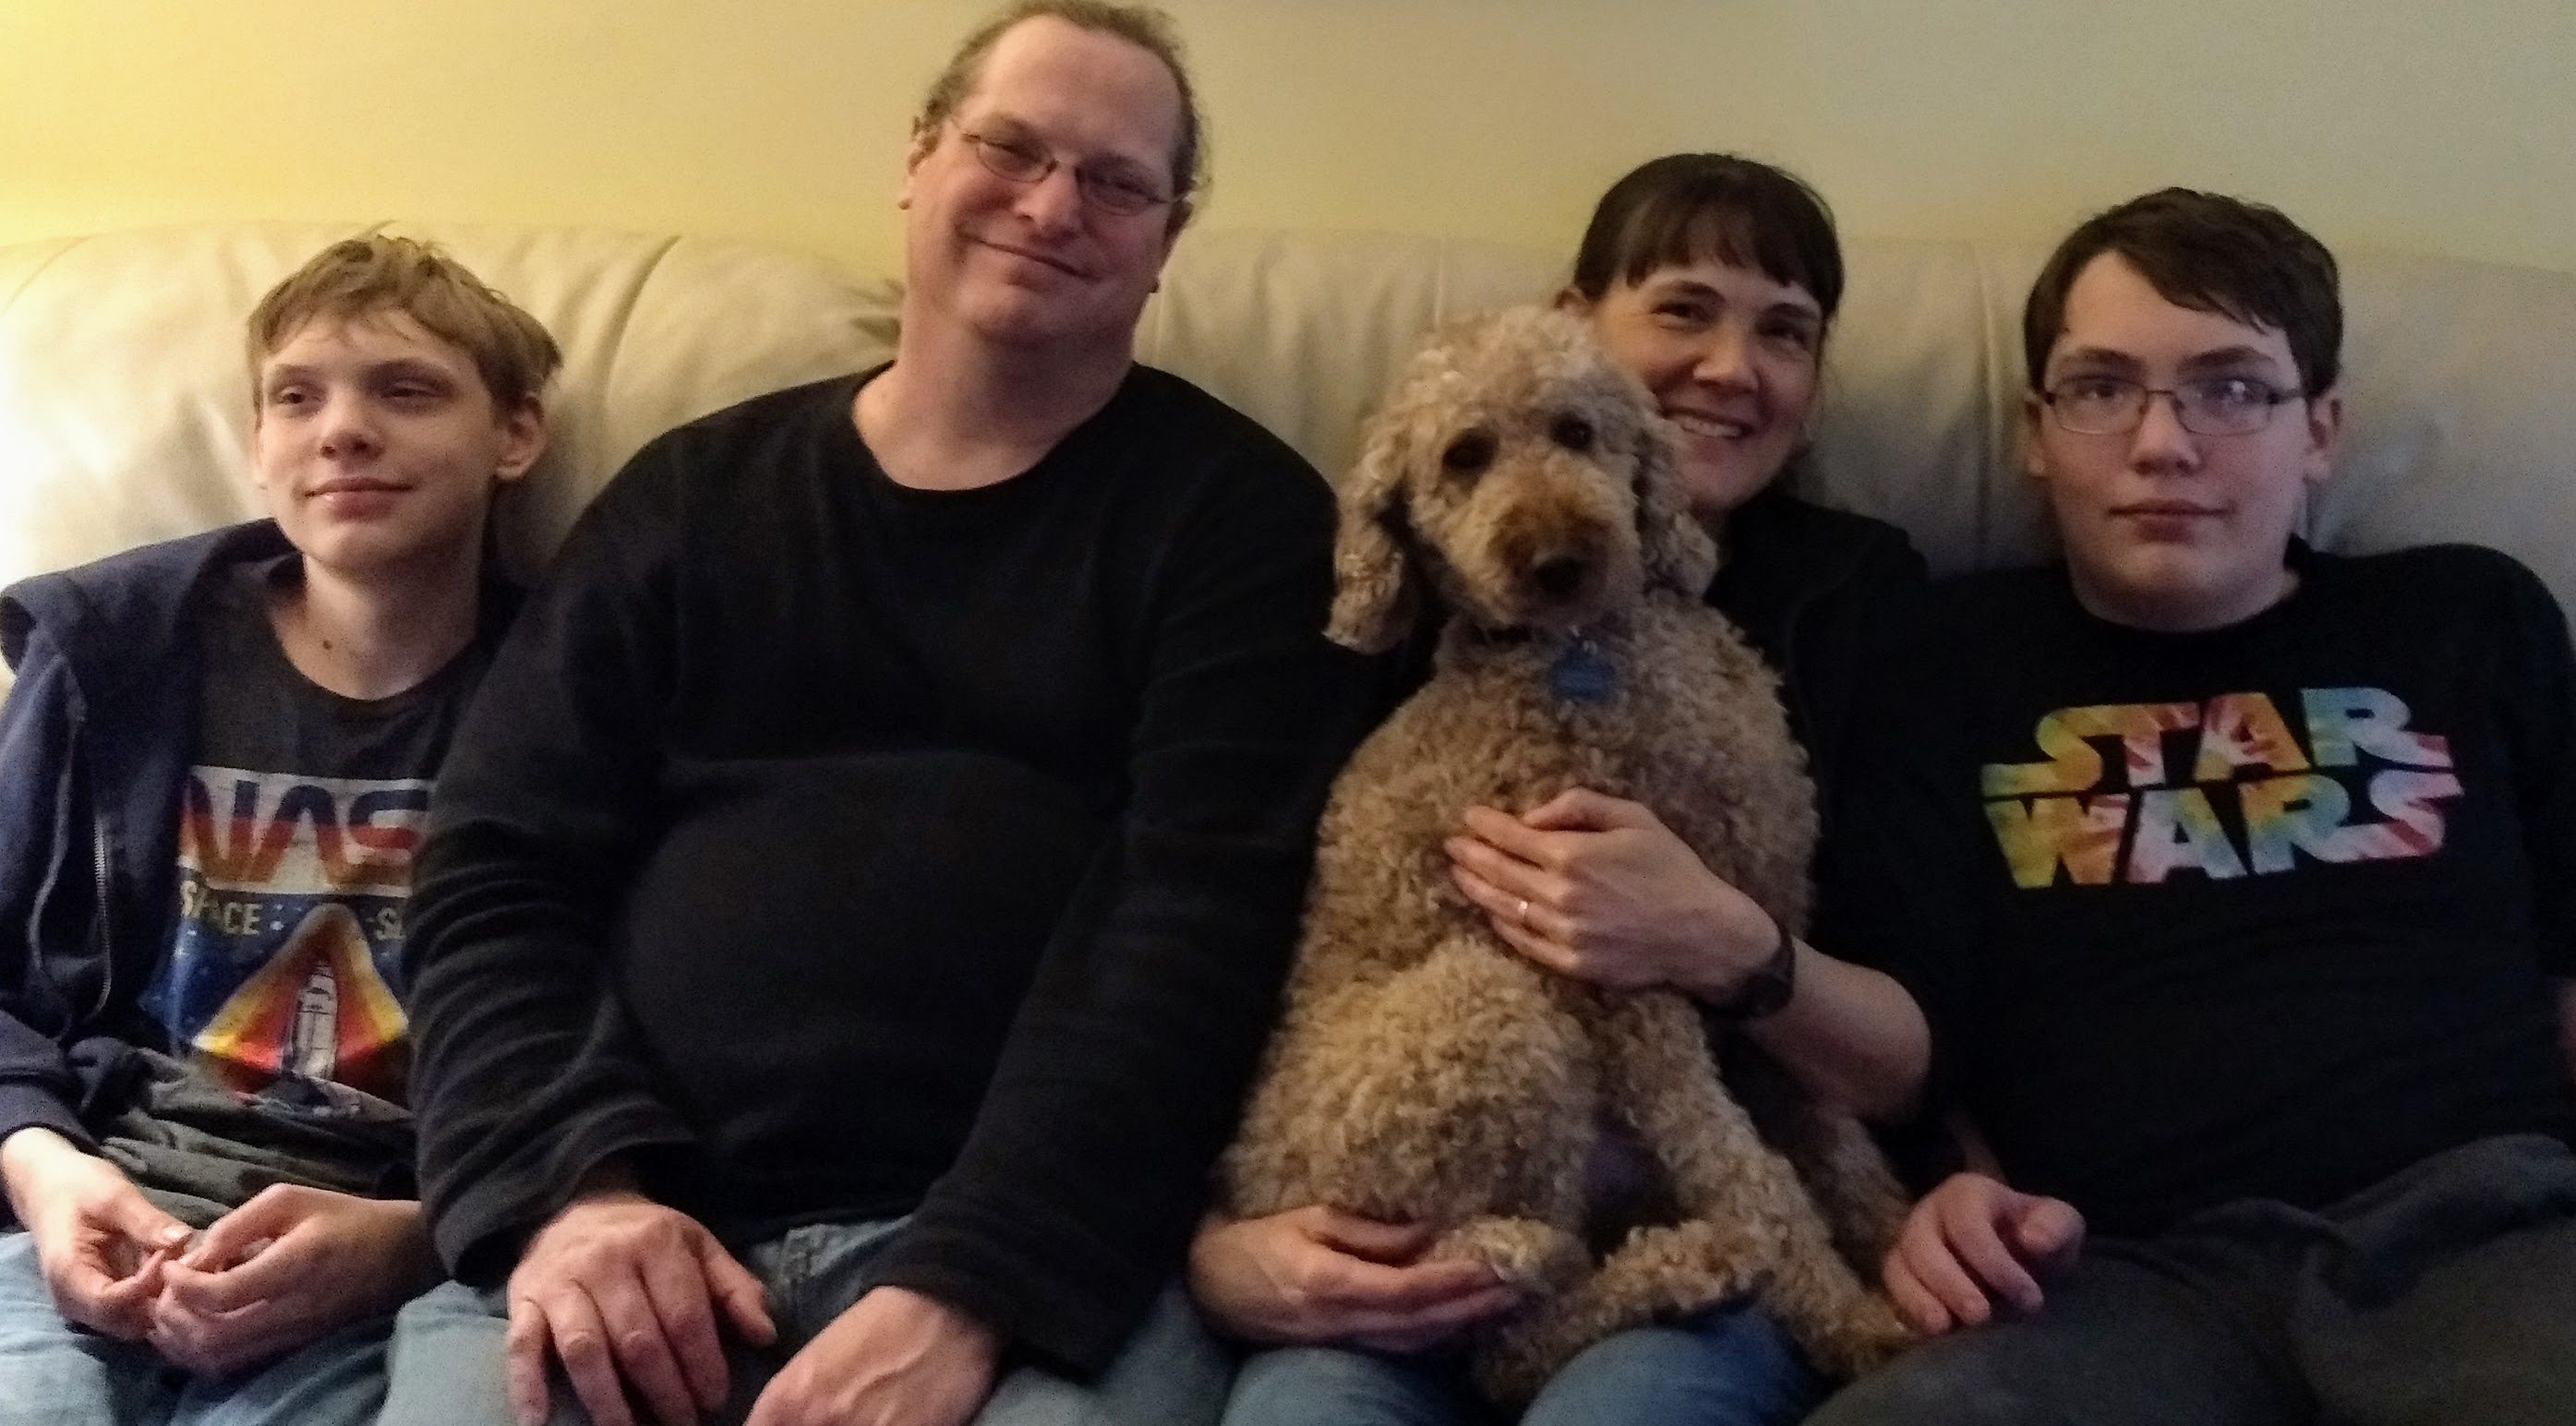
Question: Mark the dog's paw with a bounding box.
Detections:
[1803,1290,1918,1379]
[1431,1216,1587,1293]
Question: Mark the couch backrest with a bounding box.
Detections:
[1143,228,2576,595]
[6,222,2574,679]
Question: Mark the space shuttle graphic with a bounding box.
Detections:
[288,961,341,1082]
[194,903,408,1097]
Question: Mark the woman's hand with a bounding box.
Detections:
[146,1184,441,1375]
[1447,785,1933,1118]
[1445,787,1777,998]
[1188,1208,1521,1352]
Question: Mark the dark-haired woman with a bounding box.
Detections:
[1193,154,1932,1426]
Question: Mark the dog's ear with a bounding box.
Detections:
[1326,414,1420,653]
[1632,406,1719,595]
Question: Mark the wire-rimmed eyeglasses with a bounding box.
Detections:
[953,123,1176,218]
[2041,374,2306,437]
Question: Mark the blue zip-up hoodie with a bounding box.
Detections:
[0,521,517,1202]
[0,522,298,1174]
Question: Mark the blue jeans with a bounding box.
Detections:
[0,1231,393,1426]
[379,1216,1232,1426]
[1221,1303,1821,1426]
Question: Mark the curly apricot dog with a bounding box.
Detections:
[1221,306,1912,1404]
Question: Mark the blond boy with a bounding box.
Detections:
[0,236,557,1426]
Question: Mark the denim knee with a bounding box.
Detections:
[1222,1344,1475,1426]
[1527,1306,1821,1426]
[0,1229,177,1426]
[377,1279,530,1426]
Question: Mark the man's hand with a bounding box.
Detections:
[145,1184,439,1375]
[742,1286,997,1426]
[1446,788,1775,998]
[1188,1207,1520,1352]
[505,1181,776,1426]
[1882,1171,2085,1335]
[736,1276,993,1420]
[0,1126,191,1339]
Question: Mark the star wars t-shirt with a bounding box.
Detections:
[1830,543,2576,1235]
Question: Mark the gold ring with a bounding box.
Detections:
[1515,896,1531,925]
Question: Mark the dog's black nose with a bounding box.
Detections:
[1531,556,1591,600]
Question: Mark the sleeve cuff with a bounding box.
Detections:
[0,1089,96,1155]
[865,1210,1143,1377]
[430,1103,692,1284]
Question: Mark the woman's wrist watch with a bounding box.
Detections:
[1708,916,1798,1023]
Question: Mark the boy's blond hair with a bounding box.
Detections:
[246,236,563,412]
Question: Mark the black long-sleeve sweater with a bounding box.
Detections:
[403,366,1372,1372]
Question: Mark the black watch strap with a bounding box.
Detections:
[1709,917,1798,1023]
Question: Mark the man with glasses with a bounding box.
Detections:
[378,6,1364,1426]
[1807,187,2576,1424]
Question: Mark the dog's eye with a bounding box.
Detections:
[1550,414,1595,453]
[1440,429,1498,477]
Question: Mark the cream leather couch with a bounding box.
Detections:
[6,221,2575,699]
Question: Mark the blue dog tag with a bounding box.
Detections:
[1547,636,1618,706]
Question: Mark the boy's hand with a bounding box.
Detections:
[146,1183,439,1375]
[1882,1171,2085,1335]
[0,1126,191,1338]
[506,1181,776,1426]
[1189,1207,1520,1351]
[742,1286,996,1426]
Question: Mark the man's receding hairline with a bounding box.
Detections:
[947,14,1187,150]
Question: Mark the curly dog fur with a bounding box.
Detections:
[1221,306,1914,1403]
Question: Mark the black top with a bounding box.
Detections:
[194,555,492,786]
[403,367,1373,1372]
[150,554,486,1112]
[1705,485,1928,833]
[1830,543,2576,1235]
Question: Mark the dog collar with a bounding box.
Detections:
[1547,631,1618,706]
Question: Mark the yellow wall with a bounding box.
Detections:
[5,0,2571,277]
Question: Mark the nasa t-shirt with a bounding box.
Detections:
[143,556,488,1117]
